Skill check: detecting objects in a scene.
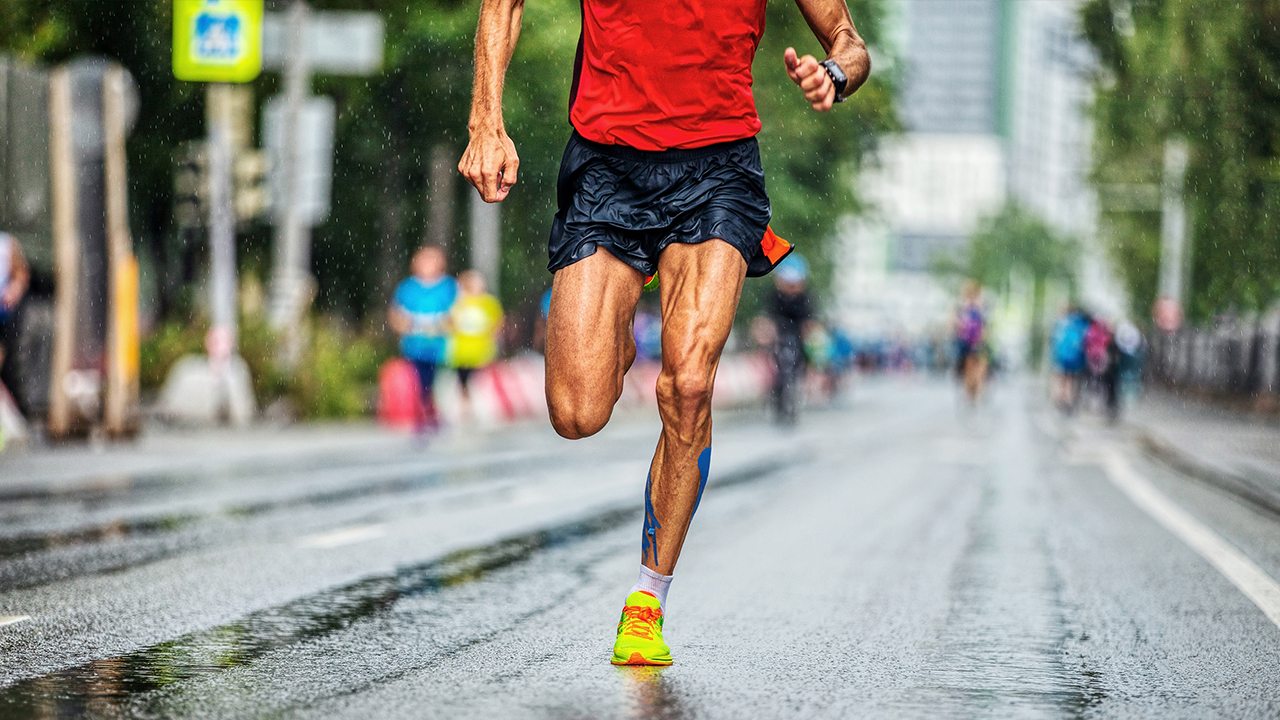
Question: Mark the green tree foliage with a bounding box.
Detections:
[1081,0,1280,320]
[963,204,1077,292]
[2,0,896,333]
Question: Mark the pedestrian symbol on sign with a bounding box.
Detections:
[193,10,243,64]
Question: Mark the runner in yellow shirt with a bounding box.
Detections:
[449,270,504,420]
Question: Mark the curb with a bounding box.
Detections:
[1137,428,1280,519]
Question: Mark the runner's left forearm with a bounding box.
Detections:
[460,0,525,201]
[467,0,525,136]
[794,0,871,97]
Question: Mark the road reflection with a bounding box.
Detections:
[617,666,692,720]
[0,508,637,717]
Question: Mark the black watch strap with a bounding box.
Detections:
[820,59,849,103]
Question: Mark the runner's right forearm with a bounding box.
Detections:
[794,0,871,98]
[467,0,525,136]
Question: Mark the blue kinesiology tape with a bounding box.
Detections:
[641,447,711,566]
[642,470,661,566]
[692,446,711,515]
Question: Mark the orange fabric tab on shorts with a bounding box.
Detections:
[760,225,791,265]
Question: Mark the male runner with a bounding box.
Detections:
[460,0,870,666]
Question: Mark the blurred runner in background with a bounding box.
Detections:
[533,288,552,355]
[632,306,663,363]
[388,246,457,435]
[1052,305,1090,413]
[769,254,813,425]
[954,281,988,406]
[1114,320,1145,403]
[1084,315,1117,420]
[803,321,834,400]
[0,231,29,449]
[826,326,857,398]
[449,270,504,423]
[0,232,29,393]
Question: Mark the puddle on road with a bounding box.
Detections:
[0,508,638,719]
[0,514,201,563]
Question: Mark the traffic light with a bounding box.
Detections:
[173,141,207,229]
[173,143,271,228]
[234,149,270,223]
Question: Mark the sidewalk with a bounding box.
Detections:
[1131,390,1280,515]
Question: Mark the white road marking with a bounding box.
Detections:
[0,615,30,628]
[1102,450,1280,630]
[296,523,387,550]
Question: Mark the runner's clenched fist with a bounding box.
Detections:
[784,47,836,112]
[459,128,519,203]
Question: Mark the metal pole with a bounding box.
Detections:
[103,65,139,436]
[47,68,78,438]
[469,189,500,295]
[1159,139,1190,306]
[271,0,311,330]
[207,85,238,363]
[427,143,455,251]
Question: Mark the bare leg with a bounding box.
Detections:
[643,241,746,574]
[545,249,645,439]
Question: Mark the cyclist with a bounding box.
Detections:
[769,255,814,424]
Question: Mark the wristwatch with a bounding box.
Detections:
[820,59,848,103]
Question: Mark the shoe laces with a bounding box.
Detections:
[619,605,662,640]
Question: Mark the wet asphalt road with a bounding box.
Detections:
[1,377,1279,718]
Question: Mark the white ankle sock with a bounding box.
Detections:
[629,565,674,611]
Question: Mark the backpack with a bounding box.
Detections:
[1085,321,1113,374]
[1053,315,1088,372]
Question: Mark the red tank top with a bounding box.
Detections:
[569,0,766,151]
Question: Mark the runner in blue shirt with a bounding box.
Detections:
[388,246,457,431]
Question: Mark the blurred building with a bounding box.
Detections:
[837,0,1008,340]
[1006,0,1125,321]
[837,0,1125,357]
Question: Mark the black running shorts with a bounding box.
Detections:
[547,131,783,278]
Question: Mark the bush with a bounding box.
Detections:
[238,314,292,406]
[140,321,205,393]
[140,312,393,420]
[293,322,392,420]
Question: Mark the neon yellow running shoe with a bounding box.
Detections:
[611,591,673,666]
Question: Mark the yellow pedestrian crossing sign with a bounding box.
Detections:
[173,0,263,83]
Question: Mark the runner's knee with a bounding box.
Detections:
[656,362,714,415]
[547,386,614,439]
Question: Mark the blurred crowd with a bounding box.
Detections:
[381,245,504,434]
[1050,305,1145,421]
[0,231,29,446]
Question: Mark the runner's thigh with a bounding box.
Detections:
[657,241,747,382]
[546,249,644,409]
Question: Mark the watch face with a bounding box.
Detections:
[821,60,848,99]
[821,60,847,84]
